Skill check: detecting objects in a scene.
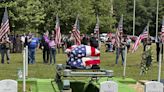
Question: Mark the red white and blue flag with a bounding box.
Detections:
[161,18,164,43]
[0,7,10,39]
[115,15,123,47]
[132,26,149,52]
[55,14,61,45]
[72,15,81,45]
[67,45,100,68]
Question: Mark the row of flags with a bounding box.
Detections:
[55,14,100,46]
[132,20,164,52]
[0,7,163,51]
[0,8,100,46]
[115,16,164,53]
[0,7,100,46]
[72,15,100,45]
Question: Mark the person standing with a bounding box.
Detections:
[105,38,113,52]
[156,32,163,62]
[143,36,152,52]
[0,34,11,64]
[66,32,74,48]
[41,31,50,64]
[115,32,127,65]
[61,37,65,53]
[48,35,56,64]
[28,34,39,64]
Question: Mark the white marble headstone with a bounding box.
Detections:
[145,81,163,92]
[0,79,18,92]
[100,81,118,92]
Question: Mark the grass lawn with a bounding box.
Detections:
[0,43,163,81]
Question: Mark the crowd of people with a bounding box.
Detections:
[0,30,163,66]
[0,31,100,65]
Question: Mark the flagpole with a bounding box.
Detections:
[97,15,100,49]
[110,0,113,15]
[123,46,127,79]
[158,43,162,82]
[155,0,159,42]
[133,0,136,36]
[158,17,164,82]
[23,48,26,92]
[147,22,150,37]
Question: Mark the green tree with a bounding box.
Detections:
[9,0,45,33]
[92,0,116,33]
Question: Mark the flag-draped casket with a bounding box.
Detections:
[65,45,100,68]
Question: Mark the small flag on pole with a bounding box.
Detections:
[72,15,81,45]
[0,7,10,39]
[55,14,61,45]
[132,25,149,53]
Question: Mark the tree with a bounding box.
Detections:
[8,0,45,33]
[92,0,116,33]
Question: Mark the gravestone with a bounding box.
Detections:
[145,81,163,92]
[100,81,118,92]
[0,79,18,92]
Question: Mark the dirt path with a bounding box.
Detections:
[128,82,144,92]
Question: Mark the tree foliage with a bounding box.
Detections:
[0,0,163,35]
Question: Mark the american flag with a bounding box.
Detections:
[65,45,78,54]
[140,26,149,40]
[94,15,99,38]
[72,15,81,45]
[161,18,164,43]
[0,7,10,39]
[132,26,149,53]
[55,14,61,45]
[67,45,100,68]
[115,15,123,47]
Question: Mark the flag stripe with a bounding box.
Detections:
[85,60,100,66]
[0,20,9,39]
[132,36,141,53]
[55,14,61,45]
[132,25,148,52]
[115,16,123,48]
[0,23,9,35]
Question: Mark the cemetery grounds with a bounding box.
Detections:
[0,43,163,92]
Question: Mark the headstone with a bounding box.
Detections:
[145,81,163,92]
[0,79,18,92]
[100,81,118,92]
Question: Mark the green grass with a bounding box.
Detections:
[0,43,163,81]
